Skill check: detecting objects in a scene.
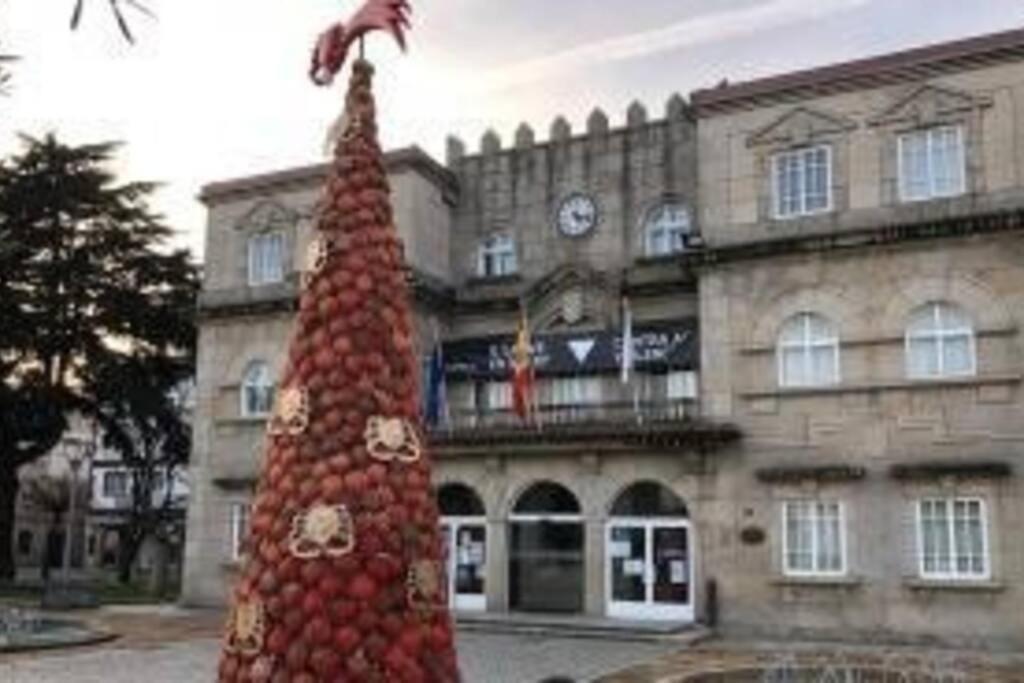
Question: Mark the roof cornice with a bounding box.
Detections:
[199,146,457,205]
[693,27,1024,117]
[680,207,1024,269]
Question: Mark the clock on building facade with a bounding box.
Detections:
[556,193,599,237]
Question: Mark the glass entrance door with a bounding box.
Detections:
[442,518,486,611]
[509,520,584,613]
[606,520,692,621]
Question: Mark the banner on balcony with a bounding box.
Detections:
[443,318,697,379]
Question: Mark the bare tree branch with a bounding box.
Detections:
[0,49,17,97]
[70,0,154,42]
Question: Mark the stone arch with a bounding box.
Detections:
[879,275,1011,336]
[634,195,693,256]
[507,479,583,517]
[436,482,487,517]
[233,199,300,233]
[747,285,859,348]
[607,480,689,518]
[527,265,615,332]
[222,330,291,389]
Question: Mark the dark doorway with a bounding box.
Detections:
[509,482,584,613]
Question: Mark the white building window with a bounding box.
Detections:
[777,313,840,388]
[547,377,602,406]
[477,235,517,278]
[241,361,275,418]
[906,302,975,379]
[666,371,698,400]
[484,381,512,411]
[230,503,251,562]
[102,471,129,498]
[644,203,690,257]
[247,232,285,286]
[917,498,988,580]
[783,500,845,576]
[772,145,832,219]
[899,126,965,202]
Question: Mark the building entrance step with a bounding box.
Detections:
[454,611,712,644]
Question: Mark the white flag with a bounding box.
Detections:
[620,297,634,384]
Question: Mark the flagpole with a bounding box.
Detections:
[524,303,542,432]
[621,295,640,423]
[433,318,452,434]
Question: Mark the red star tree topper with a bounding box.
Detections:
[218,2,461,681]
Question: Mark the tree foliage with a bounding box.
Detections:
[0,134,198,580]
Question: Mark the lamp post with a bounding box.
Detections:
[60,439,90,587]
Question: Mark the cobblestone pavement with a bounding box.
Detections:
[602,641,1024,683]
[4,608,1023,683]
[0,607,677,683]
[0,634,673,682]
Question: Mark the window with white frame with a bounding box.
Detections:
[644,203,690,256]
[906,302,975,379]
[229,503,251,562]
[917,498,988,580]
[898,126,965,202]
[772,145,832,218]
[241,360,275,418]
[777,313,840,388]
[102,471,129,499]
[484,381,512,411]
[666,371,698,400]
[247,232,285,286]
[477,235,517,278]
[547,377,602,406]
[783,500,845,576]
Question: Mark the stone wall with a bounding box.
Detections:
[696,54,1024,647]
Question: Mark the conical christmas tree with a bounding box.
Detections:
[218,60,460,683]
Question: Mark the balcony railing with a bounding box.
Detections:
[430,399,699,434]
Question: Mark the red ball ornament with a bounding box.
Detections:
[219,58,459,683]
[334,626,361,653]
[348,573,378,601]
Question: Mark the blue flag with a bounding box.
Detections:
[424,343,447,427]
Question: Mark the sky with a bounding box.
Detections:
[2,1,1024,260]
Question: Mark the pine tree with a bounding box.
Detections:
[0,134,198,580]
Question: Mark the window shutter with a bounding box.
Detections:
[270,233,284,282]
[899,499,920,578]
[247,238,259,285]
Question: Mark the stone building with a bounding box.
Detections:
[183,27,1024,647]
[13,423,93,577]
[690,28,1024,648]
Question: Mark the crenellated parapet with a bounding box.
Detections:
[444,93,698,282]
[444,93,694,165]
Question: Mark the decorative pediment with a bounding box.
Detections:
[746,107,856,148]
[525,264,612,331]
[234,199,300,232]
[868,84,992,127]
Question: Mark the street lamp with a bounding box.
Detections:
[60,437,93,587]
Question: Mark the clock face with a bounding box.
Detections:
[556,194,599,237]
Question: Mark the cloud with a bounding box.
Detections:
[468,0,873,92]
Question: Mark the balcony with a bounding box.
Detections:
[440,399,697,430]
[428,399,741,456]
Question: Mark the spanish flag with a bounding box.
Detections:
[512,310,535,422]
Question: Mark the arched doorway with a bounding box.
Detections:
[509,482,584,613]
[437,483,487,612]
[606,482,693,621]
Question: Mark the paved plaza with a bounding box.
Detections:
[3,607,1024,682]
[0,607,677,683]
[0,632,674,683]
